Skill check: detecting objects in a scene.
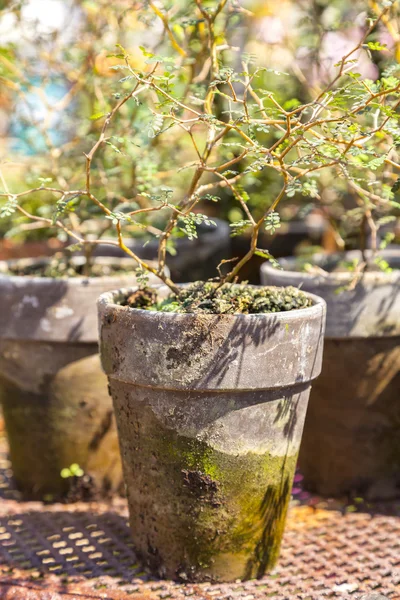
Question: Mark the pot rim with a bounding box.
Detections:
[0,255,166,286]
[97,284,326,322]
[260,249,400,285]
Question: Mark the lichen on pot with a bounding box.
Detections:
[98,284,326,582]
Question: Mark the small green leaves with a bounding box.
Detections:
[148,114,164,138]
[105,140,124,154]
[229,219,252,237]
[105,211,133,225]
[139,46,154,58]
[0,196,18,218]
[366,155,386,171]
[65,242,84,253]
[252,248,281,269]
[286,179,319,199]
[201,194,220,203]
[379,231,395,250]
[365,41,387,52]
[52,194,81,225]
[264,211,281,235]
[90,112,107,121]
[60,463,84,479]
[177,213,216,240]
[135,265,150,288]
[374,256,393,273]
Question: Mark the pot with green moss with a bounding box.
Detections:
[0,255,162,500]
[261,249,400,499]
[98,282,325,582]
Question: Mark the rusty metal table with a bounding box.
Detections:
[0,433,399,600]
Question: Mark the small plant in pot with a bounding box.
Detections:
[259,6,400,498]
[0,0,330,581]
[3,0,397,583]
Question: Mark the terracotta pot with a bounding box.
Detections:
[0,256,161,500]
[0,239,64,260]
[261,249,400,499]
[98,285,325,581]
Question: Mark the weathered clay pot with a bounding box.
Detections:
[93,218,231,282]
[0,256,160,499]
[261,249,400,499]
[0,238,65,260]
[98,285,326,582]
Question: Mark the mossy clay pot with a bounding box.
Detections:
[98,285,325,582]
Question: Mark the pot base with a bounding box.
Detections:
[111,381,306,582]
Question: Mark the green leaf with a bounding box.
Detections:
[90,112,107,121]
[65,242,83,253]
[105,141,124,154]
[264,211,281,234]
[139,45,155,58]
[115,43,128,56]
[0,196,18,218]
[229,219,251,237]
[365,41,387,51]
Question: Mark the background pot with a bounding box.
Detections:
[98,286,325,582]
[92,218,231,282]
[0,238,65,260]
[261,249,400,499]
[0,256,161,500]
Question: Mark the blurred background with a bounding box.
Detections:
[0,0,399,280]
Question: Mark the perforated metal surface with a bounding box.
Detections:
[0,435,399,600]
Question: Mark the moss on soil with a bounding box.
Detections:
[125,281,312,315]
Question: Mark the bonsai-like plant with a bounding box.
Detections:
[2,1,399,580]
[1,0,399,295]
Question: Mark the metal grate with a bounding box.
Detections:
[0,436,399,600]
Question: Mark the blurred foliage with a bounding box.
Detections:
[0,0,399,270]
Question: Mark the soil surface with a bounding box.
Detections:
[124,282,313,315]
[5,257,133,278]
